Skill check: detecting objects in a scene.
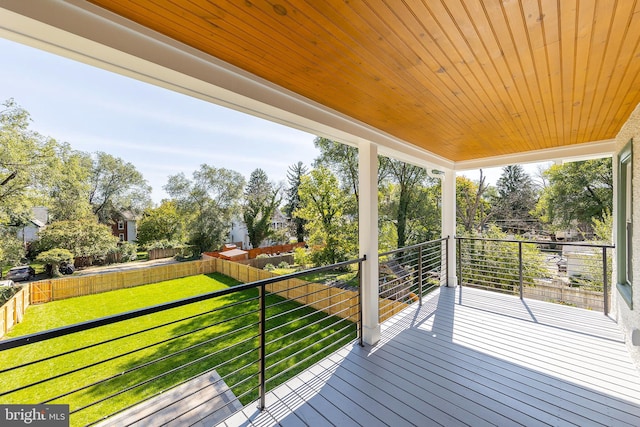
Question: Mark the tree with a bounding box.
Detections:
[313,137,360,203]
[35,219,118,260]
[89,151,152,223]
[456,172,493,234]
[45,143,94,221]
[380,158,430,248]
[295,167,356,265]
[36,248,73,277]
[0,230,25,268]
[283,162,308,242]
[534,158,612,235]
[164,165,245,252]
[0,99,57,223]
[493,165,537,234]
[136,201,185,247]
[243,168,280,248]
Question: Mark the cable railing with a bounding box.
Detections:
[0,258,364,427]
[378,237,448,321]
[456,236,613,314]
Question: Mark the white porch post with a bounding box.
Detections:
[442,168,457,286]
[358,140,380,345]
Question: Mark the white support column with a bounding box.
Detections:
[442,168,457,287]
[358,140,380,345]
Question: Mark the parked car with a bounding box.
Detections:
[6,265,35,282]
[60,262,75,275]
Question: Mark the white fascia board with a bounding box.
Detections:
[454,139,616,172]
[0,0,452,172]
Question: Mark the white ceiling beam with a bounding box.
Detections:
[454,139,616,171]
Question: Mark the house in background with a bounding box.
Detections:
[110,211,138,243]
[228,209,291,249]
[16,206,48,244]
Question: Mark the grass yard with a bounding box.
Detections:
[0,273,356,426]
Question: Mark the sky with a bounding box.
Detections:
[0,38,321,203]
[0,37,550,204]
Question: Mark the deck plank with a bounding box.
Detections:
[220,286,640,427]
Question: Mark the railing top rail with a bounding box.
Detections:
[455,236,614,249]
[0,256,365,352]
[379,236,449,257]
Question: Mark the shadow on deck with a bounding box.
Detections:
[221,286,640,426]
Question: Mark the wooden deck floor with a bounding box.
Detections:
[220,286,640,427]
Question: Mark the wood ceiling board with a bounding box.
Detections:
[417,0,530,152]
[86,0,640,162]
[558,1,577,147]
[592,1,640,139]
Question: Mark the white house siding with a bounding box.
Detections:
[126,220,137,242]
[613,102,640,370]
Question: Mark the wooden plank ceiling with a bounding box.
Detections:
[88,0,640,162]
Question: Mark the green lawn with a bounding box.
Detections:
[0,273,356,426]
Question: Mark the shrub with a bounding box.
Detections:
[264,263,275,271]
[293,247,310,267]
[36,248,74,277]
[277,261,289,269]
[114,242,138,262]
[256,254,269,259]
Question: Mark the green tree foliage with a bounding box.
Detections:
[293,246,311,267]
[36,248,73,277]
[35,219,118,259]
[284,161,308,242]
[592,210,613,244]
[456,173,493,234]
[0,230,25,268]
[534,158,612,234]
[493,165,537,234]
[136,201,185,247]
[313,137,360,203]
[313,137,441,249]
[164,165,245,253]
[380,159,431,248]
[89,151,152,223]
[243,168,280,248]
[459,225,547,292]
[113,242,138,263]
[0,99,57,223]
[296,167,356,266]
[46,143,94,221]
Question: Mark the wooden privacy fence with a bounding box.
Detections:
[30,259,217,304]
[29,257,407,323]
[247,242,306,259]
[147,248,181,260]
[0,286,30,338]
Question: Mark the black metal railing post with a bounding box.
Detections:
[418,245,423,306]
[258,283,266,410]
[358,258,364,347]
[445,237,449,287]
[603,247,609,316]
[518,241,523,299]
[457,237,462,287]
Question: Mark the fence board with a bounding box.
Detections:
[0,287,30,338]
